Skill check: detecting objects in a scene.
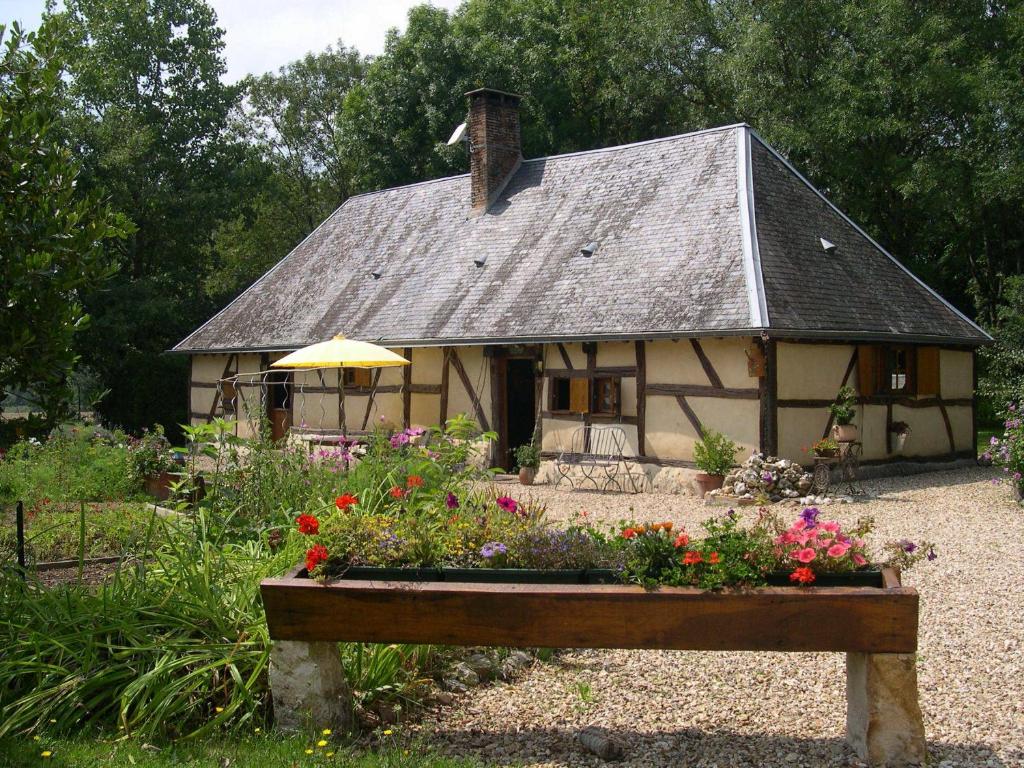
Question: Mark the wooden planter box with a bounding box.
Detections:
[260,565,917,653]
[260,565,923,765]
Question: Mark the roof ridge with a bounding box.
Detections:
[735,125,769,329]
[747,129,991,342]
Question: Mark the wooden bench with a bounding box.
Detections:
[260,566,925,766]
[553,425,643,493]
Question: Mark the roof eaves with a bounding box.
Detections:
[747,129,992,343]
[736,125,770,330]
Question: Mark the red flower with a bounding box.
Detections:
[389,486,406,500]
[673,533,690,548]
[334,493,358,511]
[682,551,703,565]
[622,528,637,539]
[789,567,816,585]
[296,514,319,535]
[406,475,423,488]
[708,552,720,565]
[305,544,329,572]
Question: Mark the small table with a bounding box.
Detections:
[810,441,864,497]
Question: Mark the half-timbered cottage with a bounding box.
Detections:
[175,88,989,485]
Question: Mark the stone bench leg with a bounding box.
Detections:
[846,652,926,767]
[269,640,353,733]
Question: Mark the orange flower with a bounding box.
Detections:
[655,521,673,532]
[708,552,720,564]
[406,475,424,488]
[790,566,816,585]
[673,533,690,548]
[622,528,637,539]
[389,486,405,499]
[635,525,646,534]
[682,551,703,565]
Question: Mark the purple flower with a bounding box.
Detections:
[761,471,774,484]
[990,436,1000,446]
[926,547,937,561]
[390,432,410,448]
[800,507,820,527]
[445,492,459,510]
[899,539,918,553]
[496,496,519,515]
[480,542,507,559]
[724,509,737,521]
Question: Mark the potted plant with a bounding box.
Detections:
[514,443,540,485]
[830,386,858,442]
[811,437,840,458]
[890,421,911,452]
[692,429,737,497]
[130,426,177,500]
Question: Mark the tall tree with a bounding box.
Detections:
[0,21,126,422]
[47,0,245,434]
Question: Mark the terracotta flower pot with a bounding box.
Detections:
[519,466,537,485]
[694,472,724,497]
[832,424,858,442]
[143,471,175,501]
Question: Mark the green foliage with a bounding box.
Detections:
[829,386,857,427]
[0,424,139,507]
[0,21,126,423]
[982,401,1024,500]
[128,425,175,481]
[0,501,156,563]
[692,429,738,476]
[514,443,540,469]
[980,275,1024,405]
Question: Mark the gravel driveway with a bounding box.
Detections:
[415,467,1023,768]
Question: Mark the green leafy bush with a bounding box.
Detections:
[692,430,738,476]
[0,501,157,562]
[829,386,857,426]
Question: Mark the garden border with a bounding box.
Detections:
[260,566,925,766]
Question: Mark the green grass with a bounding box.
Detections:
[0,501,160,562]
[978,426,1000,455]
[0,733,482,768]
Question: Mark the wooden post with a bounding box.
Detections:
[439,347,451,427]
[584,343,596,452]
[846,652,926,767]
[402,347,413,429]
[635,341,646,458]
[759,337,778,456]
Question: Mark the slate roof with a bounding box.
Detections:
[175,125,989,352]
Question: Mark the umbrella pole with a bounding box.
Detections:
[338,368,348,434]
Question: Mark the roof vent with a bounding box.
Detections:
[473,255,487,268]
[370,268,383,279]
[580,241,598,257]
[820,238,837,254]
[446,122,467,146]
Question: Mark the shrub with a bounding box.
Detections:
[513,443,540,469]
[982,401,1024,500]
[693,430,738,476]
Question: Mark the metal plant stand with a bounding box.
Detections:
[810,442,865,497]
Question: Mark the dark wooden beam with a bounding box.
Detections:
[635,341,646,457]
[822,348,860,440]
[647,383,759,400]
[584,344,596,451]
[675,395,704,438]
[207,354,237,422]
[450,347,490,432]
[556,343,574,370]
[543,366,637,379]
[402,347,412,429]
[439,347,451,427]
[187,356,193,424]
[759,338,778,456]
[690,339,723,389]
[361,368,382,431]
[937,400,956,453]
[779,396,973,409]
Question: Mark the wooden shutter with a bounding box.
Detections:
[916,347,941,396]
[353,368,372,388]
[569,378,589,413]
[857,346,879,396]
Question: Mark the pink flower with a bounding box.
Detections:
[820,521,841,533]
[790,547,817,564]
[496,496,519,514]
[791,519,807,531]
[852,553,868,566]
[827,543,850,558]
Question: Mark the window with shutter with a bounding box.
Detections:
[857,345,879,396]
[916,347,940,396]
[353,368,372,388]
[569,378,589,413]
[550,377,572,411]
[592,377,621,416]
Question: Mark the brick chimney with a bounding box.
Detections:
[466,88,522,213]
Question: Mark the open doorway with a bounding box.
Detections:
[505,358,537,469]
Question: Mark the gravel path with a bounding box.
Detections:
[414,467,1024,768]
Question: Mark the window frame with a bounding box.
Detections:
[883,345,915,395]
[549,376,574,413]
[590,376,621,418]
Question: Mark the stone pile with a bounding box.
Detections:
[713,452,813,503]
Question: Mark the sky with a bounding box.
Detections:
[1,0,463,81]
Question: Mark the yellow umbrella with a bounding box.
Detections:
[270,335,409,435]
[270,335,410,369]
